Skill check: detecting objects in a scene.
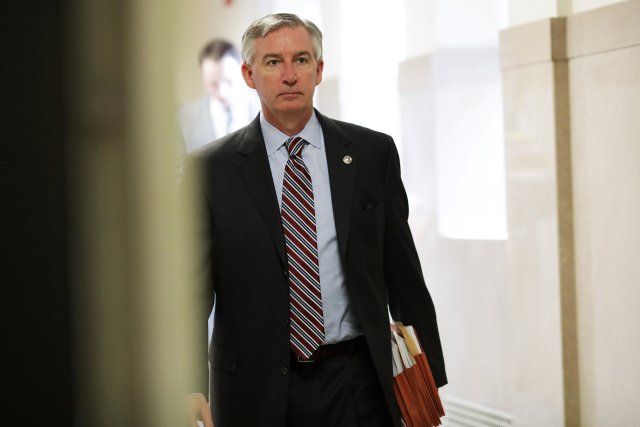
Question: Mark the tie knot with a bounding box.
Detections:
[285,136,306,157]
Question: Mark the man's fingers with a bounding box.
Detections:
[200,410,215,427]
[186,393,214,427]
[198,400,214,427]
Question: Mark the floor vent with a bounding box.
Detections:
[441,395,512,427]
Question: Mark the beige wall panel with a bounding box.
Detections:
[500,18,566,69]
[570,44,640,426]
[430,238,511,411]
[567,0,640,58]
[572,0,630,14]
[502,61,565,426]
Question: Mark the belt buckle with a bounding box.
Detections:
[296,353,317,363]
[296,347,322,363]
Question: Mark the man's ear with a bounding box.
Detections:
[241,63,256,89]
[315,60,324,86]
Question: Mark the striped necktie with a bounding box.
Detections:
[281,136,324,359]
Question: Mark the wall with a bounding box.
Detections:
[567,1,640,424]
[500,17,572,426]
[507,0,625,25]
[500,0,640,425]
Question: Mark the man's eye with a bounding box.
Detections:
[267,59,279,66]
[296,57,308,64]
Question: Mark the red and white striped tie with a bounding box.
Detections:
[281,136,324,360]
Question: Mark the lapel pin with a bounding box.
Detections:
[343,155,353,165]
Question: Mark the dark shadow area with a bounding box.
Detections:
[4,1,74,424]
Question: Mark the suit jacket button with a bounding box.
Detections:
[281,367,288,375]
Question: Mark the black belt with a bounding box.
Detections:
[291,335,366,363]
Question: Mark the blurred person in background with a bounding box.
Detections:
[177,38,257,154]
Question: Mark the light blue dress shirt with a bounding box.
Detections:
[261,112,363,344]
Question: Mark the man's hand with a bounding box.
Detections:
[186,393,214,427]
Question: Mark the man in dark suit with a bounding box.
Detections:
[185,13,446,427]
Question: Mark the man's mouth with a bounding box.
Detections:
[280,91,301,97]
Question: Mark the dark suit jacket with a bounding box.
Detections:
[185,110,447,426]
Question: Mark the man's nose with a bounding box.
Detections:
[282,62,297,85]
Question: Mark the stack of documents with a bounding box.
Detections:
[391,322,445,427]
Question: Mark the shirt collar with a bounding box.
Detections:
[260,111,323,157]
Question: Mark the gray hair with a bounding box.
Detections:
[241,13,323,65]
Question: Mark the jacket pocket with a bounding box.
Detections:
[356,203,384,260]
[211,344,239,374]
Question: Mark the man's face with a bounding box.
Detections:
[201,54,241,106]
[241,26,323,125]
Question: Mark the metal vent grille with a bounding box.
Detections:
[441,395,512,427]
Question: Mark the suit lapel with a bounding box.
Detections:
[235,117,287,268]
[317,112,357,260]
[234,113,357,268]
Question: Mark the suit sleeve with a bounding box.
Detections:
[382,137,448,387]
